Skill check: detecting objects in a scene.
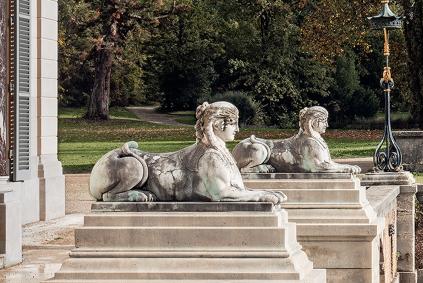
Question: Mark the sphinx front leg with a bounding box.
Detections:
[218,187,286,205]
[103,189,157,202]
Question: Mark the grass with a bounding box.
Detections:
[59,107,381,173]
[415,173,423,184]
[168,110,196,125]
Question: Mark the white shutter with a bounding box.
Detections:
[12,0,31,181]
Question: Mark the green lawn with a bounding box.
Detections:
[59,107,381,173]
[415,174,423,184]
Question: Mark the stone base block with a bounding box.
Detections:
[399,271,417,283]
[38,157,65,220]
[48,269,326,283]
[361,171,415,187]
[47,202,325,282]
[244,173,376,224]
[0,184,23,268]
[326,268,373,283]
[242,173,380,283]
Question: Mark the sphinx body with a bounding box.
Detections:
[232,106,361,174]
[89,102,286,204]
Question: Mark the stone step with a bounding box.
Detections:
[91,202,274,213]
[75,226,296,250]
[70,249,292,258]
[52,257,312,281]
[48,267,326,283]
[278,189,360,204]
[285,208,371,224]
[84,212,279,227]
[297,223,378,239]
[242,172,353,180]
[244,179,358,191]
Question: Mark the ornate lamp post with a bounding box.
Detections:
[368,0,403,172]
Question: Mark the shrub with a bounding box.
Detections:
[207,91,264,126]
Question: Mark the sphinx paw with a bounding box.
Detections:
[273,191,288,203]
[259,192,285,205]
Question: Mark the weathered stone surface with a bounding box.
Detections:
[0,183,23,268]
[89,102,286,205]
[84,212,279,227]
[233,106,361,174]
[417,184,423,203]
[243,172,388,282]
[361,171,416,186]
[394,131,423,172]
[397,185,417,274]
[242,172,353,180]
[47,204,325,282]
[244,173,376,224]
[91,202,275,212]
[399,271,417,283]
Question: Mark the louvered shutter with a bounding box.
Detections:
[12,0,31,181]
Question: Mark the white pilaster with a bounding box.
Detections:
[37,0,64,220]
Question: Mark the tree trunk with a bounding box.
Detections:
[85,47,113,120]
[401,0,423,128]
[0,0,8,176]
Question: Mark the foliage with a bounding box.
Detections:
[327,50,379,127]
[400,0,423,128]
[58,0,420,126]
[207,91,264,126]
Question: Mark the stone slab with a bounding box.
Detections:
[84,212,279,227]
[74,226,293,249]
[361,171,415,186]
[394,130,423,172]
[325,268,372,283]
[399,271,417,283]
[366,186,399,216]
[51,257,313,281]
[244,179,357,191]
[47,206,324,282]
[91,202,275,212]
[242,172,353,180]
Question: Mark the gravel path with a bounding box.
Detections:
[127,106,187,126]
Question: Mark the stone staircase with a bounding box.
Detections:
[46,202,325,282]
[243,173,379,282]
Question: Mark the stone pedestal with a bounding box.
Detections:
[47,202,325,282]
[361,171,417,283]
[243,173,379,283]
[38,156,65,220]
[0,180,22,268]
[393,131,423,172]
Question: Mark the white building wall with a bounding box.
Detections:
[0,0,62,268]
[36,0,64,221]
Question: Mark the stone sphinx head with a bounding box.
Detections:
[299,106,329,137]
[195,101,239,147]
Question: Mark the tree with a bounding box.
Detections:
[60,0,183,120]
[329,50,379,126]
[400,0,423,128]
[82,0,172,120]
[143,1,223,112]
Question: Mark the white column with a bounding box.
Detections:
[37,0,64,220]
[0,180,22,268]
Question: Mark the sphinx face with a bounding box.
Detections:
[313,117,328,134]
[214,121,239,142]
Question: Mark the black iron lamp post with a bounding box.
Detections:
[368,0,403,172]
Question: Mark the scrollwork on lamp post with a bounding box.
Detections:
[368,0,403,172]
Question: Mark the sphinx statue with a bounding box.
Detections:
[89,101,287,204]
[232,106,361,174]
